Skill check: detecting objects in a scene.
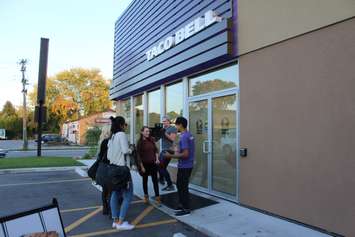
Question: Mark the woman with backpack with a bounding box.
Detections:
[107,116,134,231]
[136,126,161,205]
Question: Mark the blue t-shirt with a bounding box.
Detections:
[178,131,195,168]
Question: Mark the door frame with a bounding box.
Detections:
[187,87,240,202]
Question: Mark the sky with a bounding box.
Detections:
[0,0,133,109]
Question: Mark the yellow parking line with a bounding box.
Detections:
[131,205,155,225]
[0,178,91,187]
[67,219,177,237]
[132,200,144,204]
[68,228,119,237]
[61,206,102,213]
[61,200,144,213]
[65,207,102,233]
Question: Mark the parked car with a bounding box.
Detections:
[36,134,70,145]
[0,149,8,158]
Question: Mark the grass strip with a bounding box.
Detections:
[0,157,84,169]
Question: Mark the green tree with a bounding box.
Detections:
[191,80,236,110]
[17,106,37,138]
[0,101,22,139]
[29,68,112,130]
[1,101,17,116]
[84,126,102,158]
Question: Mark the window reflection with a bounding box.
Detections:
[189,64,239,96]
[148,89,161,127]
[134,95,143,142]
[118,99,131,141]
[212,95,237,195]
[166,82,183,122]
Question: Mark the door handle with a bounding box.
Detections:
[203,140,209,154]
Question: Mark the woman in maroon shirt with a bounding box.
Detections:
[136,126,161,204]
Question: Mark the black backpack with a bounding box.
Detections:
[95,160,131,190]
[87,159,100,180]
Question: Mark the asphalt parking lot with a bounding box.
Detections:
[0,170,208,237]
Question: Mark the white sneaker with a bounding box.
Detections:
[112,222,118,228]
[119,221,135,230]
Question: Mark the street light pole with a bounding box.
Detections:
[36,38,49,157]
[19,59,28,150]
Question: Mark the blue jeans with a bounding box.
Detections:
[159,152,172,186]
[110,181,133,221]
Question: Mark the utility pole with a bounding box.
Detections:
[19,59,28,150]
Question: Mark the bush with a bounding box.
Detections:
[85,127,101,146]
[87,145,98,158]
[84,127,101,159]
[81,153,92,160]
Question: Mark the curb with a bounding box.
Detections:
[0,166,85,175]
[75,166,89,178]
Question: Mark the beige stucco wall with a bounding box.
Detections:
[238,0,355,55]
[239,18,355,236]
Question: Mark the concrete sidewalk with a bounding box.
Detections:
[78,160,334,237]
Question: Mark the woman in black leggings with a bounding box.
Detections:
[136,126,161,204]
[96,126,112,215]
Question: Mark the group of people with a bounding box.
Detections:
[95,115,195,231]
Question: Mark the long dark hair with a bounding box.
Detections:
[110,116,125,135]
[136,126,155,151]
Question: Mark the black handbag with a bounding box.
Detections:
[87,159,100,180]
[95,162,131,191]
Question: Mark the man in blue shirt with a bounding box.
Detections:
[164,116,195,216]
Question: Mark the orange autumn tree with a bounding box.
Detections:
[29,68,112,132]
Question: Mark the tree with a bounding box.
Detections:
[17,106,37,138]
[54,68,111,117]
[29,68,112,128]
[0,101,22,139]
[1,101,17,116]
[191,79,236,110]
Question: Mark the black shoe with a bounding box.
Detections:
[175,209,191,217]
[102,203,110,215]
[102,208,109,215]
[173,205,184,211]
[162,185,175,191]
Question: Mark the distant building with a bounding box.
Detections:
[61,110,115,145]
[0,129,6,140]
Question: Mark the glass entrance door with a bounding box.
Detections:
[189,99,209,189]
[211,94,237,196]
[188,92,238,199]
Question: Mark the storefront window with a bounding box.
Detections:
[148,89,161,127]
[189,64,239,96]
[134,95,143,143]
[166,82,183,122]
[118,99,131,141]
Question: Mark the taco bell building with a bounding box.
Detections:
[110,1,355,236]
